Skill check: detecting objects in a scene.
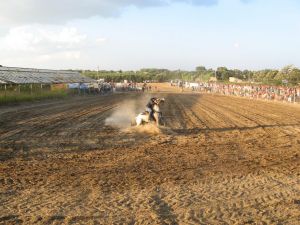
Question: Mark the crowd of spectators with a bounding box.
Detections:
[194,83,300,103]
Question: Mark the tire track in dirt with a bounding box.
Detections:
[210,95,300,133]
[0,94,140,161]
[1,91,300,224]
[149,188,179,225]
[203,94,300,159]
[157,93,300,224]
[0,95,121,139]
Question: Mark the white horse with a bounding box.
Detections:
[134,98,165,126]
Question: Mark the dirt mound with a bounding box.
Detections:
[127,123,162,134]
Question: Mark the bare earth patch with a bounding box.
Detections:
[0,87,300,224]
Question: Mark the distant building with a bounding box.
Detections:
[209,77,218,82]
[0,66,94,84]
[229,77,243,83]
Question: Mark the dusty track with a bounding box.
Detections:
[0,88,300,224]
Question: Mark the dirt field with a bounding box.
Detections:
[1,84,300,224]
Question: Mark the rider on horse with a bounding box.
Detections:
[133,97,165,126]
[146,97,159,121]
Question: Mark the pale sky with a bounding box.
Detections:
[0,0,299,71]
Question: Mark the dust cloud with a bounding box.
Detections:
[105,95,162,130]
[105,100,138,129]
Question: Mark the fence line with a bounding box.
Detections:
[186,83,300,103]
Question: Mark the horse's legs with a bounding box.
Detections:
[153,113,159,126]
[136,117,142,126]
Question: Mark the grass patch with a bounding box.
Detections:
[0,90,68,105]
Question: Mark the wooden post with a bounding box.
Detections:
[30,84,33,95]
[4,84,6,98]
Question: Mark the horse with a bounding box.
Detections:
[133,98,165,126]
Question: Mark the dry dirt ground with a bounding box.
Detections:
[0,84,300,224]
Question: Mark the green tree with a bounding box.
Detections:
[196,66,206,72]
[216,67,232,80]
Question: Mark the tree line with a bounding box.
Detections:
[81,65,300,86]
